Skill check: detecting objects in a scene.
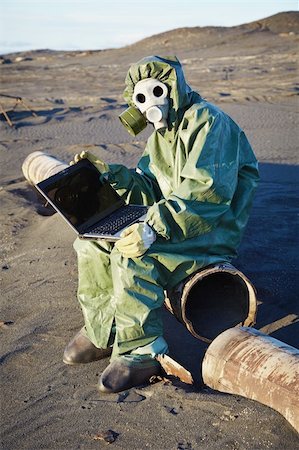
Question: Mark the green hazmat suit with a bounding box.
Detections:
[74,56,259,358]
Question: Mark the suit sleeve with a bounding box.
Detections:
[106,151,162,206]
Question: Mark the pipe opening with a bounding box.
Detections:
[184,272,249,341]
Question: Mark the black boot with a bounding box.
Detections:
[63,327,112,365]
[98,355,161,393]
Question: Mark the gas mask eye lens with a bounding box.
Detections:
[153,86,164,97]
[136,93,146,103]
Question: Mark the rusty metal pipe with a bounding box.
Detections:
[22,151,68,185]
[202,326,299,432]
[165,263,257,343]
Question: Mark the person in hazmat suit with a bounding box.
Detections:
[64,56,259,393]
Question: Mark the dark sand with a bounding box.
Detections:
[1,12,298,450]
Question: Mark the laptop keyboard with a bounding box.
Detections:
[88,206,148,235]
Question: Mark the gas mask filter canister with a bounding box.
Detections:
[119,105,147,136]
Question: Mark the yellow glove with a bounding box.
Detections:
[115,223,156,258]
[69,150,109,174]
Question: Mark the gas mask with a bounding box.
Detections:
[119,78,169,136]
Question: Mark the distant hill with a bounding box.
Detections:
[2,11,298,63]
[124,11,298,54]
[240,11,299,33]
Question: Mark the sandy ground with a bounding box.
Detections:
[1,12,299,450]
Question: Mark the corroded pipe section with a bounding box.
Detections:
[22,151,68,185]
[156,354,194,385]
[202,327,299,432]
[165,263,257,343]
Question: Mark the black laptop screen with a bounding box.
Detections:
[39,160,123,231]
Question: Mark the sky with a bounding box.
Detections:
[0,0,297,55]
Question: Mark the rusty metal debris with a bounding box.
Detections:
[165,263,257,343]
[0,93,37,127]
[0,320,14,329]
[156,354,194,385]
[22,151,68,185]
[92,429,119,444]
[202,326,299,433]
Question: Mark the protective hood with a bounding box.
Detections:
[123,56,198,130]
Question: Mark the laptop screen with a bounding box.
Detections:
[37,159,124,232]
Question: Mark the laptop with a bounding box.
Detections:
[36,158,148,241]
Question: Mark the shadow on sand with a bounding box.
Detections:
[163,162,299,384]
